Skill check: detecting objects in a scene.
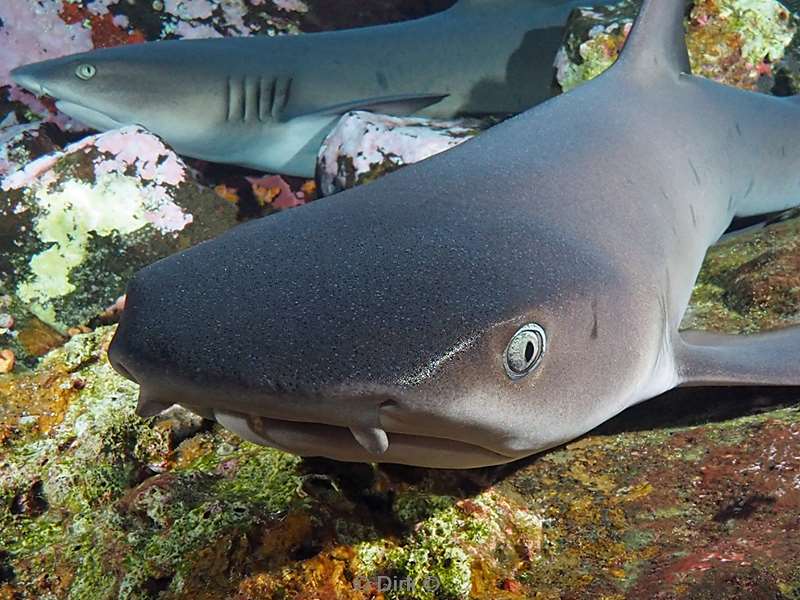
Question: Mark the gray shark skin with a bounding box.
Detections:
[10,0,605,178]
[108,0,800,469]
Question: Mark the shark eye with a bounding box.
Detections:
[75,64,97,81]
[504,323,546,379]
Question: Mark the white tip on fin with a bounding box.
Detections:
[349,426,390,455]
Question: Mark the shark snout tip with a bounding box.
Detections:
[10,65,43,95]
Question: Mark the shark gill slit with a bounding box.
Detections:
[245,76,258,122]
[224,76,231,122]
[226,76,238,122]
[273,76,293,120]
[225,76,248,122]
[239,77,246,122]
[258,77,271,122]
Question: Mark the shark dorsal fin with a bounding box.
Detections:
[616,0,691,77]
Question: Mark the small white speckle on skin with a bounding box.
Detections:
[398,334,479,386]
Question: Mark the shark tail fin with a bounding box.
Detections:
[676,328,800,387]
[616,0,691,77]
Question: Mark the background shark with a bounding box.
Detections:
[10,0,611,178]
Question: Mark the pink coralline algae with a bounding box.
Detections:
[164,0,217,20]
[246,174,308,209]
[0,0,93,89]
[317,110,492,195]
[3,126,186,193]
[272,0,309,13]
[1,126,192,235]
[92,127,186,186]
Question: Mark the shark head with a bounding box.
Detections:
[10,40,292,166]
[107,152,659,468]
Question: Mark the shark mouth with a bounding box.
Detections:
[55,100,128,131]
[212,409,515,469]
[132,387,517,468]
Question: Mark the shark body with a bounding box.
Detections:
[108,0,800,468]
[11,0,603,177]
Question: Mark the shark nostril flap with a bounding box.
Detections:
[349,426,389,455]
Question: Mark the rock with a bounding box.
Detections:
[317,111,494,196]
[682,214,800,333]
[0,126,237,334]
[0,290,67,369]
[555,0,796,94]
[0,118,62,178]
[152,405,207,452]
[0,327,310,598]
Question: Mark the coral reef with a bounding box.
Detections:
[555,0,797,93]
[0,126,237,335]
[317,111,494,196]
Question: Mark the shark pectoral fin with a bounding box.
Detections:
[676,327,800,387]
[304,93,449,118]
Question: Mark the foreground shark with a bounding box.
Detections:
[108,0,800,468]
[10,0,605,178]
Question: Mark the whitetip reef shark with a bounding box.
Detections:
[9,0,612,178]
[108,0,800,468]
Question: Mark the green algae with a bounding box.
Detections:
[0,327,307,598]
[708,0,795,65]
[16,175,152,328]
[354,489,541,600]
[356,492,479,600]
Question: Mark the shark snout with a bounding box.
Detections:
[107,287,396,456]
[108,305,510,467]
[10,64,47,96]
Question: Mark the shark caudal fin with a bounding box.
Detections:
[615,0,691,76]
[676,328,800,387]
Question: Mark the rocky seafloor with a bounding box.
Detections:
[2,0,800,598]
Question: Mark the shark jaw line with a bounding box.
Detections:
[212,408,516,466]
[55,100,129,131]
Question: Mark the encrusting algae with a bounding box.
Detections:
[556,0,796,93]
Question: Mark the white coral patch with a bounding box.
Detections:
[16,174,176,324]
[3,127,193,326]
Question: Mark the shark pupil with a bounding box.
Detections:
[76,64,96,80]
[525,341,535,362]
